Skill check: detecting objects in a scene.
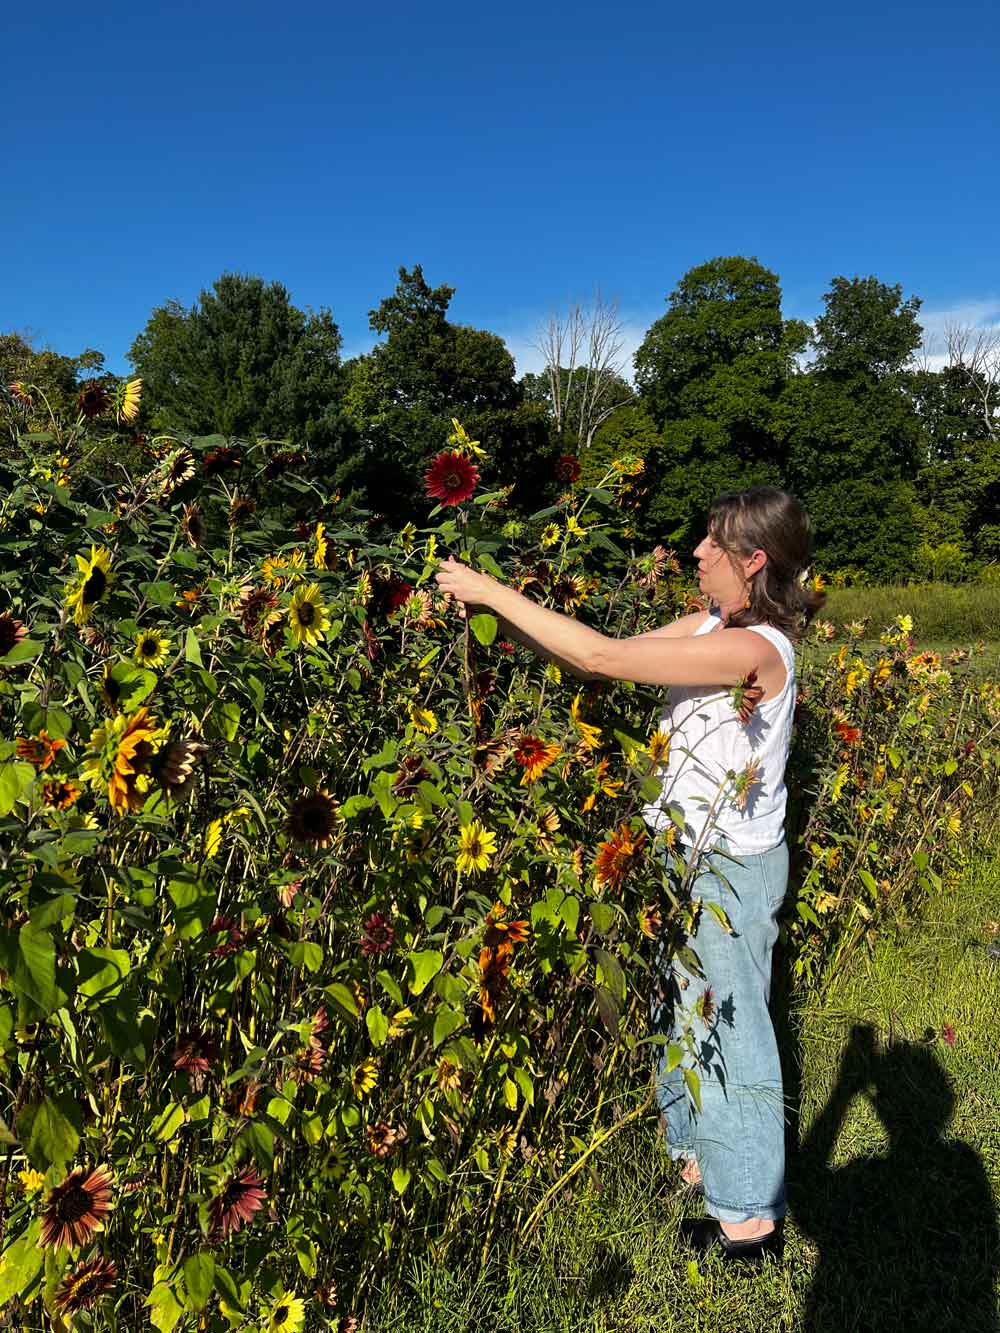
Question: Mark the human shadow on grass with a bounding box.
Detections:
[787,1023,1000,1332]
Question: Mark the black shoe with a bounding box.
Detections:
[679,1216,784,1266]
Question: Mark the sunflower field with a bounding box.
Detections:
[1,381,997,1330]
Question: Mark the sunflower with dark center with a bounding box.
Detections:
[202,445,241,475]
[372,573,413,617]
[134,628,170,668]
[555,453,581,482]
[42,778,82,810]
[287,582,331,648]
[513,735,560,785]
[360,911,395,957]
[366,1121,406,1159]
[290,1043,324,1084]
[160,446,195,493]
[40,1164,113,1249]
[54,1257,118,1313]
[482,902,530,949]
[594,821,647,890]
[477,941,513,1025]
[286,789,339,847]
[15,729,66,771]
[172,1029,219,1078]
[208,1165,266,1243]
[181,502,207,547]
[207,914,244,957]
[264,448,305,478]
[239,584,282,640]
[77,379,109,418]
[66,545,113,625]
[153,735,206,800]
[424,450,479,505]
[228,495,257,529]
[0,611,27,656]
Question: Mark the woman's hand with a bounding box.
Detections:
[434,556,495,609]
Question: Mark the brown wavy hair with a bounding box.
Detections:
[707,486,826,643]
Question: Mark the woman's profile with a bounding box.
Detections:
[437,485,824,1265]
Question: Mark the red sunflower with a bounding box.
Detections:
[424,450,479,506]
[40,1165,113,1250]
[208,1165,266,1243]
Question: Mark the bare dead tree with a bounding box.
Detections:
[534,295,633,451]
[945,321,1000,441]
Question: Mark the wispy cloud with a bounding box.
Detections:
[915,299,1000,370]
[497,312,660,385]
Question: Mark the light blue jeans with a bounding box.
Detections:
[651,835,789,1223]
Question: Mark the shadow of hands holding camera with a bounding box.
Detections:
[790,1023,999,1332]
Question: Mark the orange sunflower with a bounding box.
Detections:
[594,822,647,891]
[513,735,560,785]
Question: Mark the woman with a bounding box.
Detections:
[436,485,824,1265]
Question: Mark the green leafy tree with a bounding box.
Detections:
[0,332,105,418]
[633,256,808,547]
[127,274,351,463]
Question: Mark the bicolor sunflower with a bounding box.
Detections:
[456,820,497,875]
[40,1164,113,1249]
[66,545,113,625]
[41,778,81,810]
[208,1166,266,1243]
[594,821,647,890]
[15,729,66,771]
[54,1257,118,1314]
[478,940,513,1024]
[0,611,27,656]
[133,628,170,668]
[287,582,330,648]
[81,706,162,816]
[513,735,560,785]
[424,450,479,506]
[286,789,338,847]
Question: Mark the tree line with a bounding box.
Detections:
[4,257,998,579]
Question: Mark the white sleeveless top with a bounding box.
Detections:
[641,609,796,853]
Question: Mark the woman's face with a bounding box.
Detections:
[693,532,748,606]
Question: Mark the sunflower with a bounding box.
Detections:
[594,821,646,890]
[0,611,27,656]
[133,628,170,668]
[314,521,330,569]
[172,1029,218,1089]
[66,545,113,625]
[648,728,670,764]
[15,729,66,771]
[54,1257,118,1314]
[320,1142,348,1181]
[730,758,763,811]
[513,735,560,785]
[208,1166,266,1243]
[483,901,529,948]
[16,1167,45,1195]
[447,417,487,459]
[555,454,581,482]
[290,1044,324,1085]
[729,669,765,724]
[639,904,663,939]
[202,445,241,475]
[287,582,331,648]
[266,1292,306,1333]
[580,756,623,812]
[424,450,479,506]
[361,912,395,957]
[351,1057,378,1099]
[570,692,601,751]
[366,1122,406,1159]
[153,735,206,801]
[435,1057,462,1092]
[77,380,109,418]
[158,446,195,495]
[409,705,437,735]
[228,495,256,529]
[41,778,82,810]
[181,502,207,547]
[286,789,338,847]
[81,706,161,816]
[40,1164,113,1249]
[114,378,143,423]
[478,941,513,1024]
[540,523,561,549]
[456,820,497,876]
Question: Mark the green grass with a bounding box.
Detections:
[366,848,1000,1332]
[823,583,1000,641]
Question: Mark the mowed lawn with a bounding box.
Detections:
[368,845,1000,1332]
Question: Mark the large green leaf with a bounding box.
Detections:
[77,947,131,1002]
[19,1093,81,1169]
[0,1221,43,1304]
[469,613,498,646]
[0,761,35,815]
[408,949,444,996]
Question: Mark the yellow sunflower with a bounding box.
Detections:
[81,706,162,816]
[287,583,330,648]
[456,820,497,875]
[265,1292,305,1333]
[570,692,601,751]
[133,628,170,669]
[409,705,437,735]
[540,523,561,548]
[351,1057,378,1099]
[114,378,143,424]
[66,545,113,625]
[313,521,329,569]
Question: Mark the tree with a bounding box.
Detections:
[128,274,350,461]
[0,332,106,418]
[633,257,808,547]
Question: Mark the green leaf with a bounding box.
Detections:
[0,638,43,665]
[0,761,35,815]
[183,1253,215,1312]
[151,1102,186,1142]
[503,1077,518,1110]
[365,1006,389,1048]
[376,970,404,1007]
[147,1279,184,1333]
[325,981,360,1019]
[16,925,62,1015]
[594,948,626,1003]
[184,628,203,666]
[469,613,498,646]
[683,1067,702,1114]
[207,700,241,742]
[432,1004,464,1049]
[408,949,444,996]
[858,869,878,895]
[0,1221,43,1304]
[20,1094,81,1169]
[512,1066,534,1107]
[77,947,131,1002]
[140,580,178,608]
[294,1236,318,1277]
[289,941,323,973]
[589,902,616,936]
[392,1164,412,1195]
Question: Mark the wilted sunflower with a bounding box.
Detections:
[181,502,207,547]
[40,1164,113,1249]
[730,758,763,811]
[208,1165,266,1243]
[456,820,496,875]
[202,445,241,475]
[77,379,110,418]
[435,1056,462,1092]
[478,941,513,1024]
[570,692,601,751]
[424,449,479,505]
[152,735,206,801]
[228,494,257,529]
[54,1257,118,1314]
[287,582,331,648]
[66,545,113,625]
[15,729,66,771]
[113,378,142,423]
[133,628,170,668]
[594,821,647,890]
[0,611,27,656]
[286,788,338,847]
[513,735,560,785]
[81,706,161,816]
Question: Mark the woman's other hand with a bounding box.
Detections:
[434,556,494,608]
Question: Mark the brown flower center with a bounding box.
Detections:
[57,1184,92,1223]
[82,569,107,603]
[297,602,316,627]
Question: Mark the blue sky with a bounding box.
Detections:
[6,0,999,378]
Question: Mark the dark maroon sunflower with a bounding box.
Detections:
[424,450,479,506]
[555,454,581,482]
[696,986,716,1027]
[286,789,339,847]
[264,448,306,479]
[202,445,242,476]
[0,611,27,656]
[77,380,109,418]
[54,1256,118,1313]
[360,911,395,958]
[181,502,207,547]
[362,622,380,662]
[371,574,413,618]
[240,584,282,641]
[172,1029,219,1085]
[228,495,257,529]
[309,1005,331,1051]
[208,1165,266,1243]
[729,669,765,725]
[207,915,244,958]
[40,1165,113,1250]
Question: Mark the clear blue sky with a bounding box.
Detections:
[6,0,999,377]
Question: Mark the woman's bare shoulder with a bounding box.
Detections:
[631,609,714,642]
